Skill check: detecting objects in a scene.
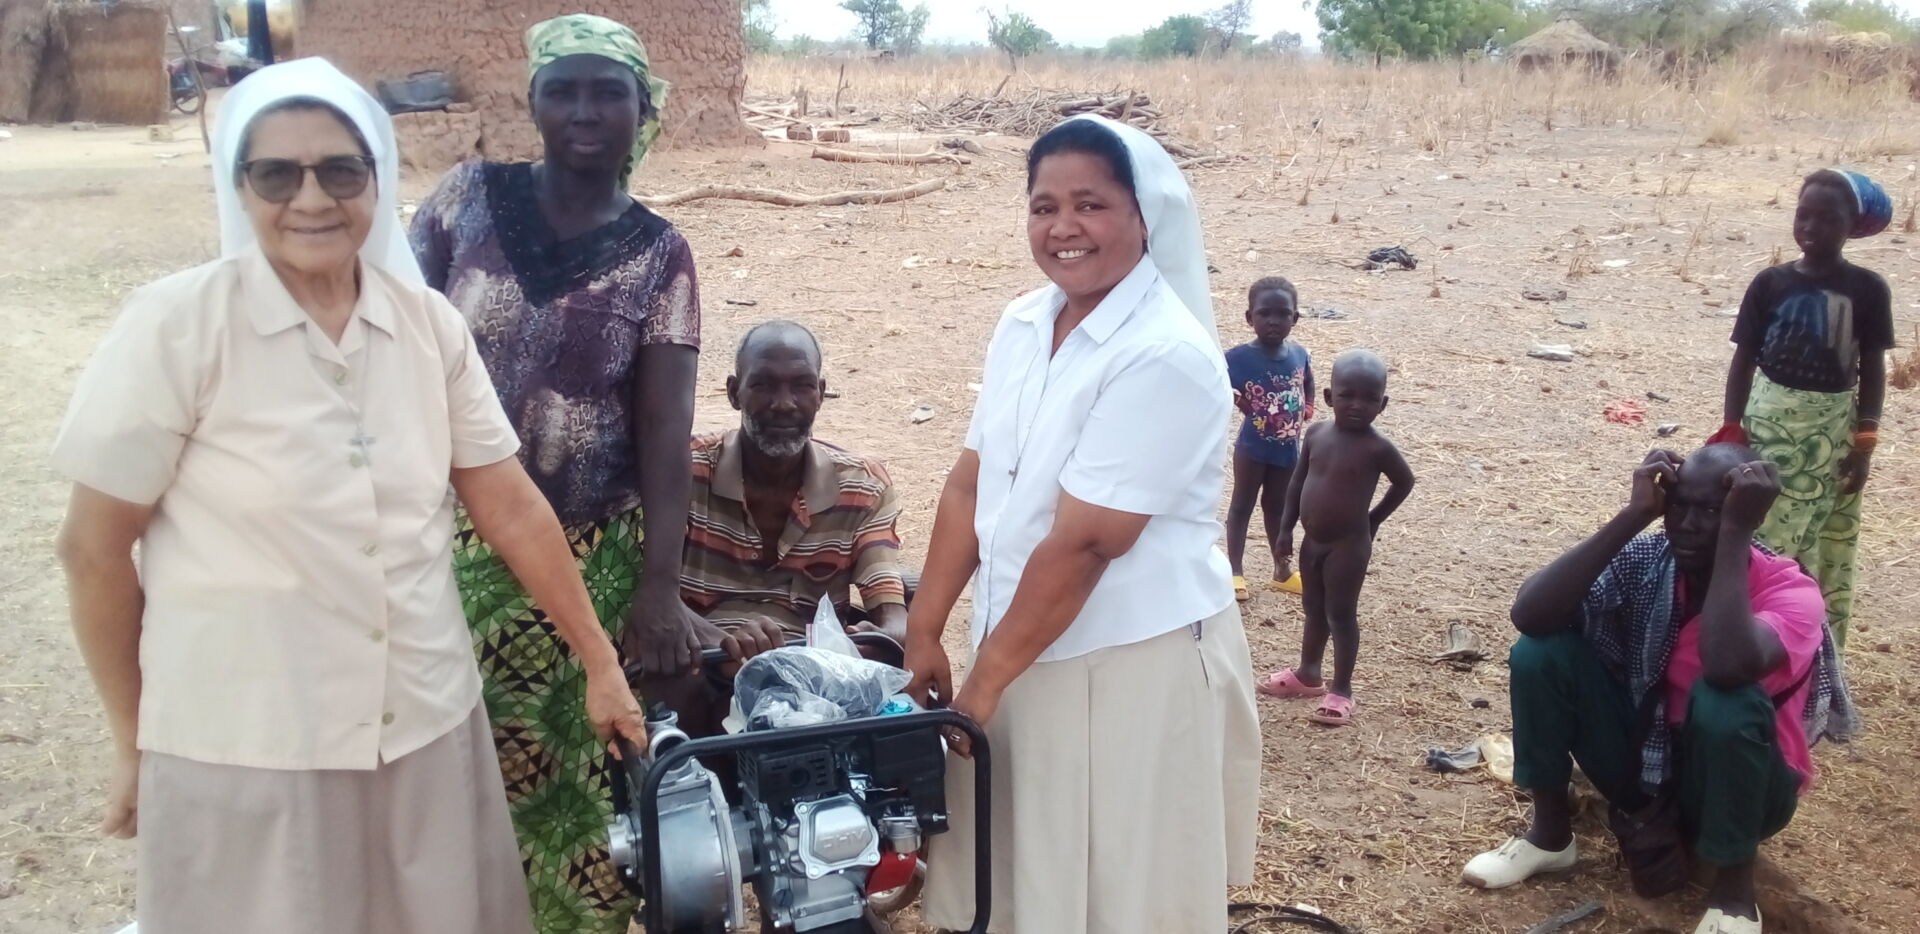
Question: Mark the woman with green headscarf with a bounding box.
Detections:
[410,14,705,934]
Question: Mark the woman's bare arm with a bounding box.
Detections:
[901,451,982,704]
[452,458,646,746]
[56,485,154,757]
[950,492,1149,744]
[57,485,153,839]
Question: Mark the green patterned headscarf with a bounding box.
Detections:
[525,14,669,181]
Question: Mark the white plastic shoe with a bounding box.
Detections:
[1695,907,1762,934]
[1462,836,1578,889]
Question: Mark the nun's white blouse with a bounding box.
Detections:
[963,256,1236,661]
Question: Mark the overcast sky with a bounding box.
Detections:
[762,0,1920,50]
[765,0,1323,48]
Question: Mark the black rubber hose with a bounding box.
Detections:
[1228,903,1356,934]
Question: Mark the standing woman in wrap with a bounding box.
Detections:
[51,59,644,934]
[409,14,705,934]
[905,115,1262,934]
[1716,168,1896,648]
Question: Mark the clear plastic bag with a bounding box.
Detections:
[734,646,911,731]
[807,596,860,659]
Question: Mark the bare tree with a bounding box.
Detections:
[1206,0,1255,52]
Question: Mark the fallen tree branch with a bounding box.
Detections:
[1176,154,1238,169]
[637,177,947,208]
[742,105,805,126]
[1518,900,1602,934]
[811,146,970,165]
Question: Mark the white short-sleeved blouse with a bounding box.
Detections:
[964,257,1234,662]
[50,249,520,771]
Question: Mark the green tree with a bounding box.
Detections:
[1142,14,1209,57]
[742,0,778,53]
[1448,0,1528,55]
[1317,0,1547,63]
[788,33,820,55]
[1316,0,1465,64]
[1806,0,1916,38]
[986,9,1055,68]
[841,0,904,49]
[1105,33,1145,58]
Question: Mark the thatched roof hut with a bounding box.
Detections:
[1510,16,1619,73]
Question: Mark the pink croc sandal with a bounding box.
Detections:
[1255,668,1328,699]
[1307,693,1356,726]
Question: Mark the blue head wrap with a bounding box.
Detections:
[1830,170,1893,239]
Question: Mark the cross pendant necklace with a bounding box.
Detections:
[350,429,377,465]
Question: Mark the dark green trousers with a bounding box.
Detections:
[1509,631,1800,866]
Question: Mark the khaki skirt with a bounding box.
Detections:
[136,701,534,934]
[924,605,1261,934]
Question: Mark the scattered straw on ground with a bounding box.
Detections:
[3,53,1918,934]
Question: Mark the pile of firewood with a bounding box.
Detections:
[905,90,1201,158]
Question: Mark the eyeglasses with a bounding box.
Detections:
[238,155,374,203]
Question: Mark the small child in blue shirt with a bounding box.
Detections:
[1224,276,1314,601]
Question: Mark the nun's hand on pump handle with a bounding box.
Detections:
[902,630,952,710]
[942,681,999,759]
[584,661,649,758]
[903,631,987,755]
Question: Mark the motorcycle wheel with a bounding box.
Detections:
[172,93,203,116]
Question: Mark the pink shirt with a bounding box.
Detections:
[1663,547,1827,793]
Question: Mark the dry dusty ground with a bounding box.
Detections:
[2,87,1918,934]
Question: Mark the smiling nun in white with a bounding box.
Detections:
[49,58,645,934]
[902,114,1261,934]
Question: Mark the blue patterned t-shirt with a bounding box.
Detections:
[1225,340,1313,467]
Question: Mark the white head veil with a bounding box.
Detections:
[1062,114,1216,346]
[212,58,422,286]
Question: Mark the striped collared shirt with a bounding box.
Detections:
[682,430,906,635]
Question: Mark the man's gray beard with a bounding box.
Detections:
[742,413,810,459]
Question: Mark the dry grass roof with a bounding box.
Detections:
[1511,17,1615,56]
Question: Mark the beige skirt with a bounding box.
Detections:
[137,701,534,934]
[924,605,1261,934]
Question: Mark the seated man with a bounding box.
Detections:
[644,321,910,734]
[1464,444,1855,934]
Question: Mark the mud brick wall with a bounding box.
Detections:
[301,0,760,170]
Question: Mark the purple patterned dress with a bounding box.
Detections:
[409,160,699,934]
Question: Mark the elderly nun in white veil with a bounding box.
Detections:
[903,114,1260,934]
[50,58,644,934]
